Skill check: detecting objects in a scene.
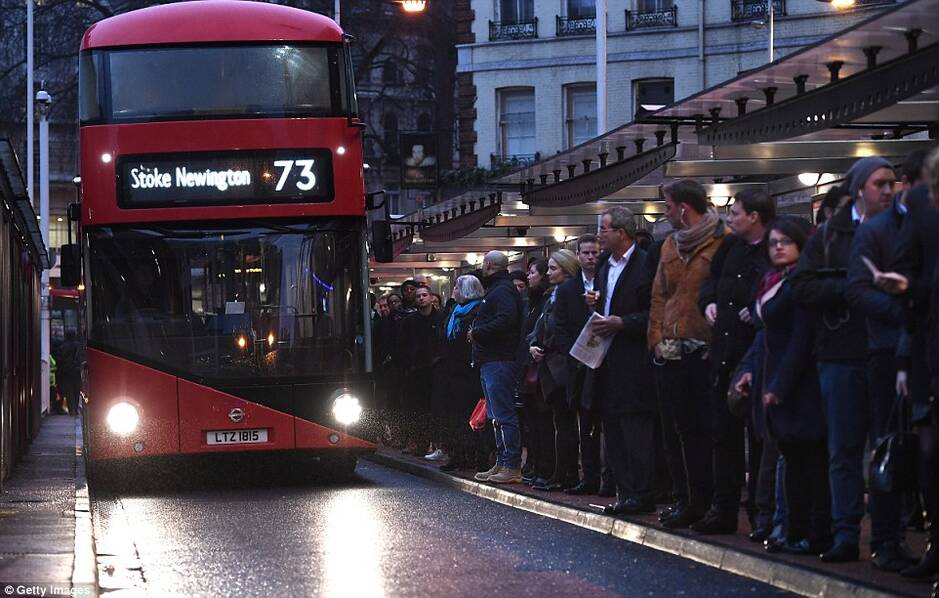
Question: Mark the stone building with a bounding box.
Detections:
[456,0,896,169]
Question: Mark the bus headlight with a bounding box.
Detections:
[332,393,362,425]
[106,402,139,436]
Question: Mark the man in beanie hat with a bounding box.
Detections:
[791,156,896,563]
[846,151,927,571]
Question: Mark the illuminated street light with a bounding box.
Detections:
[817,0,856,8]
[398,0,427,13]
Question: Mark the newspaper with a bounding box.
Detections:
[569,312,615,369]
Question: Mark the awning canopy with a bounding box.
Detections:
[375,0,938,281]
[0,139,50,271]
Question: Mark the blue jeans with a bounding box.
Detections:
[481,361,521,468]
[818,361,870,546]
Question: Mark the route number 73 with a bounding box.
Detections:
[273,159,317,192]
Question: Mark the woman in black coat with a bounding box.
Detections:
[737,216,832,555]
[518,258,554,485]
[528,249,581,491]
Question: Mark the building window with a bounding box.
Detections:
[557,0,596,36]
[500,0,534,22]
[567,0,595,18]
[417,113,433,131]
[498,88,536,161]
[634,78,674,114]
[626,0,677,29]
[383,113,399,159]
[565,85,597,148]
[637,0,673,11]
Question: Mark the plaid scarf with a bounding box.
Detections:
[673,208,721,261]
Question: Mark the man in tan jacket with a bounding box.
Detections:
[648,179,727,529]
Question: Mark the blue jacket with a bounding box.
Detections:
[845,199,905,353]
[472,271,523,364]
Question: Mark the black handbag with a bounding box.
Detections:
[869,394,918,495]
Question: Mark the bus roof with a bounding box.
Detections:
[81,1,343,50]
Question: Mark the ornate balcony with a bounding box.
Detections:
[489,19,538,41]
[556,15,597,36]
[625,6,678,30]
[731,0,785,21]
[491,153,540,170]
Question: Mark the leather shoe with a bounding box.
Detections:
[872,542,917,573]
[533,480,563,491]
[901,541,939,579]
[597,483,616,498]
[565,481,599,496]
[819,542,859,563]
[690,510,738,535]
[658,501,686,523]
[765,538,811,555]
[749,526,772,543]
[618,497,656,515]
[528,476,549,488]
[661,506,706,529]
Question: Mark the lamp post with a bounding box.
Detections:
[37,89,51,415]
[596,0,607,134]
[768,0,774,62]
[27,0,34,204]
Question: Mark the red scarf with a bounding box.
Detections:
[755,266,792,302]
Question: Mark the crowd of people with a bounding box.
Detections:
[371,150,939,588]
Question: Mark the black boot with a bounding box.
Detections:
[901,541,939,580]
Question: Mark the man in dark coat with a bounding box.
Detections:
[55,331,82,416]
[694,190,773,534]
[582,207,655,514]
[553,234,606,495]
[397,286,444,451]
[791,156,896,563]
[845,151,928,571]
[471,251,524,484]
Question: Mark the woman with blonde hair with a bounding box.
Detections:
[528,248,581,491]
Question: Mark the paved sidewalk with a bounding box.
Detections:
[0,415,96,598]
[370,447,933,598]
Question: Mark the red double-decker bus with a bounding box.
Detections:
[74,0,375,477]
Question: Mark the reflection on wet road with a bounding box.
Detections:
[91,460,789,596]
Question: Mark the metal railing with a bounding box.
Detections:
[489,18,538,41]
[731,0,785,21]
[491,153,540,170]
[556,15,597,36]
[625,6,678,30]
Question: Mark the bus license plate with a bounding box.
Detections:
[206,429,268,445]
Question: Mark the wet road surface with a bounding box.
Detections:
[91,459,790,597]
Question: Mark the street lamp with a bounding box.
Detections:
[398,0,427,13]
[335,1,428,26]
[37,88,51,415]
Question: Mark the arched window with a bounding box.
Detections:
[382,62,398,85]
[417,113,432,132]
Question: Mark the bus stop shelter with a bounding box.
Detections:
[370,0,938,286]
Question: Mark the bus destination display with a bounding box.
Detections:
[118,149,334,207]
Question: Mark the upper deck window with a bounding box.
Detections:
[81,44,354,124]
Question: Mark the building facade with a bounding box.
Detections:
[457,0,895,169]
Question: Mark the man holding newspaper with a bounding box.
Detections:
[573,206,656,516]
